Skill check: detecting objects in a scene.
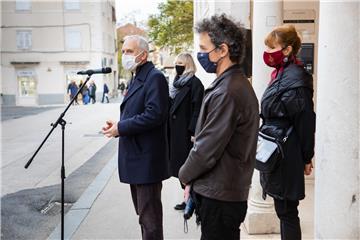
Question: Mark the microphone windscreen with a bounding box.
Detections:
[103,67,112,73]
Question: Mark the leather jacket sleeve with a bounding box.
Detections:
[179,92,238,184]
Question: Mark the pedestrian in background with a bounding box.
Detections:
[168,52,204,211]
[259,24,316,240]
[102,35,169,240]
[102,83,110,103]
[89,81,97,104]
[67,80,79,105]
[179,14,259,240]
[82,83,90,105]
[119,81,126,95]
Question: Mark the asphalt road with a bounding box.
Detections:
[1,101,122,240]
[1,133,117,240]
[1,106,62,122]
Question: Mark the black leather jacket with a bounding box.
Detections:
[179,64,259,202]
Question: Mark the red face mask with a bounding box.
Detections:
[263,50,286,68]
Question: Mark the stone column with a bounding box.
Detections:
[315,1,359,239]
[244,0,283,234]
[0,2,2,105]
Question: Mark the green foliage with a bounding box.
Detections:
[148,0,193,54]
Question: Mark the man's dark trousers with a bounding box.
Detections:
[198,195,248,240]
[130,182,163,240]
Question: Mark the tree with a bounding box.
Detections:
[148,0,193,54]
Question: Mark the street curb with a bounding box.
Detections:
[47,156,117,240]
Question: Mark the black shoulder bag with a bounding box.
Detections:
[255,126,293,173]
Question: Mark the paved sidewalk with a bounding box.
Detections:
[1,99,122,196]
[50,154,315,240]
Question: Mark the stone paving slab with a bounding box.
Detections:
[65,163,314,240]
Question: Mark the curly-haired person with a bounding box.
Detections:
[179,14,259,240]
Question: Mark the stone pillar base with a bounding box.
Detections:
[244,209,280,234]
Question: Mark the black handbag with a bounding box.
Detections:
[255,126,293,173]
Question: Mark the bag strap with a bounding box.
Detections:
[184,219,189,233]
[282,126,294,143]
[259,124,293,143]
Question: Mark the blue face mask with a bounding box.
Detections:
[197,48,218,73]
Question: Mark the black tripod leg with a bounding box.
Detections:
[60,119,66,240]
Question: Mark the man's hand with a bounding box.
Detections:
[184,185,191,202]
[191,136,195,143]
[304,161,313,176]
[102,120,119,138]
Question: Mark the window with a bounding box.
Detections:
[65,29,81,50]
[64,0,80,11]
[112,6,116,22]
[17,70,36,97]
[16,0,31,11]
[16,30,32,50]
[102,58,107,67]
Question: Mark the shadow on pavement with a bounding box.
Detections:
[1,139,117,240]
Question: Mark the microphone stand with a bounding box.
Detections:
[24,73,94,240]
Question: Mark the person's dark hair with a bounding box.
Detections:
[196,14,246,64]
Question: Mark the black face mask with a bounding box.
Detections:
[175,65,186,76]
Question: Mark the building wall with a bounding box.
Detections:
[1,0,117,106]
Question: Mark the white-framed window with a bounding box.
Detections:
[65,29,81,50]
[16,0,31,11]
[16,30,32,50]
[64,0,80,11]
[17,69,37,97]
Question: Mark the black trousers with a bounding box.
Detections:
[70,95,78,105]
[197,194,247,240]
[274,199,301,240]
[130,182,163,240]
[90,95,96,103]
[101,93,109,103]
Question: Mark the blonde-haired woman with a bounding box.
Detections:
[259,25,316,239]
[169,53,204,210]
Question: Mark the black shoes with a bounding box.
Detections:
[174,202,186,210]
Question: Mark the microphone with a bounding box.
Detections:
[77,67,112,75]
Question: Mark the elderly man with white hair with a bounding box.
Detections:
[102,35,170,240]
